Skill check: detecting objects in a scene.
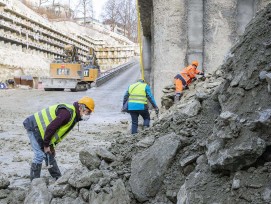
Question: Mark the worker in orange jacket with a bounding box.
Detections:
[174,61,204,102]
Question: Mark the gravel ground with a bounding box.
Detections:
[0,64,140,189]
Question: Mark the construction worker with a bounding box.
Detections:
[23,96,95,181]
[174,61,204,102]
[122,79,159,134]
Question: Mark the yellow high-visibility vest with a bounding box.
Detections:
[128,82,147,104]
[34,104,76,146]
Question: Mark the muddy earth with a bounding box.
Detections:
[0,64,141,203]
[1,4,271,204]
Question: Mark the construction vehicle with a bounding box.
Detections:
[42,45,100,91]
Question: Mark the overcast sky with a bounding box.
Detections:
[50,0,106,20]
[93,0,106,19]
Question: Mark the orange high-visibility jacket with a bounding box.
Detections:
[180,65,201,85]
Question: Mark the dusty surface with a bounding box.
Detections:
[0,63,140,190]
[1,1,271,204]
[0,0,135,81]
[138,0,270,106]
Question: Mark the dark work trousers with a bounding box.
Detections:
[129,110,150,134]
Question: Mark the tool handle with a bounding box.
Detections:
[45,153,53,168]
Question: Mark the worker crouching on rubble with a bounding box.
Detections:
[23,96,95,181]
[174,61,204,102]
[122,79,159,134]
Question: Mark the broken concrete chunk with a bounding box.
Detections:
[219,111,238,121]
[177,100,202,117]
[79,148,101,170]
[68,169,103,189]
[196,155,207,165]
[232,179,241,190]
[136,136,155,148]
[50,197,86,204]
[266,73,271,93]
[258,109,271,125]
[177,184,188,204]
[55,169,77,185]
[99,160,110,170]
[195,92,209,101]
[89,179,130,204]
[166,190,177,203]
[96,147,117,163]
[259,71,267,80]
[179,154,199,167]
[129,133,181,202]
[48,184,71,198]
[207,81,222,88]
[207,136,266,172]
[24,178,53,204]
[262,186,271,203]
[79,188,89,202]
[0,173,10,189]
[0,189,9,199]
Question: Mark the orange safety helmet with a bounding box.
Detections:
[191,61,199,67]
[78,96,95,112]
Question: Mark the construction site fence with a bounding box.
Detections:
[95,60,137,87]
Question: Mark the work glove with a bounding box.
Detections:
[50,145,56,156]
[44,146,55,156]
[155,108,159,115]
[199,72,206,81]
[44,146,51,154]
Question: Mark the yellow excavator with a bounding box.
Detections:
[42,45,100,91]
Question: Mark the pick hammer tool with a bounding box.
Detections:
[45,153,53,169]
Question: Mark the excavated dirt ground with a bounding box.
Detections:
[1,3,271,204]
[0,64,140,191]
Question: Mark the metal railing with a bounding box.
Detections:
[95,60,137,87]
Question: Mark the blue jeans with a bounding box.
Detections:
[27,130,45,164]
[129,110,150,134]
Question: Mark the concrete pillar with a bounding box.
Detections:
[187,0,204,71]
[203,0,236,74]
[237,0,256,35]
[142,36,152,83]
[152,0,187,106]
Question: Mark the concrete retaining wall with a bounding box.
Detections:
[204,0,237,74]
[152,0,187,105]
[0,0,136,81]
[138,0,268,106]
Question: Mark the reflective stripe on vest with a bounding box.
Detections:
[34,104,76,146]
[128,82,147,104]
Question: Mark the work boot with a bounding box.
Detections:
[174,94,181,103]
[48,157,62,180]
[30,163,42,181]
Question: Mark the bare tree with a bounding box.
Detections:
[118,0,137,40]
[102,0,121,31]
[73,0,93,25]
[102,0,137,41]
[38,0,50,8]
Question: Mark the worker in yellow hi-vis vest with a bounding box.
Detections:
[122,79,159,134]
[23,96,94,181]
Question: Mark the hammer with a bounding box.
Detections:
[45,153,53,169]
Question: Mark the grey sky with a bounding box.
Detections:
[51,0,106,20]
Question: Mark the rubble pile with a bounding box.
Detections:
[0,3,271,204]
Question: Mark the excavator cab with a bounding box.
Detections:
[43,45,100,91]
[83,48,100,83]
